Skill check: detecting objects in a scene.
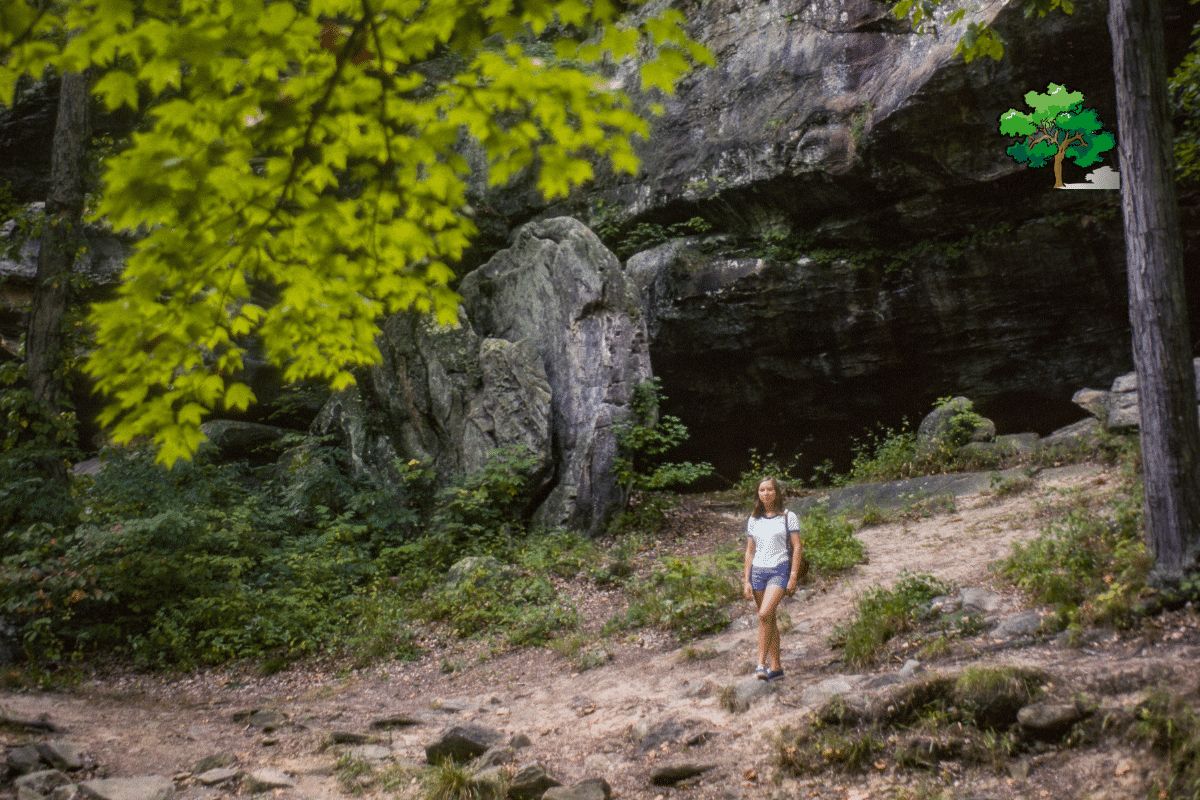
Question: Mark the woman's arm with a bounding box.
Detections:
[786,532,803,594]
[743,537,756,600]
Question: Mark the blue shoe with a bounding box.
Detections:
[755,664,769,680]
[766,669,785,682]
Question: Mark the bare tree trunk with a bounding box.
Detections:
[25,72,90,483]
[1109,0,1200,579]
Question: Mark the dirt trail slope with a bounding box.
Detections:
[4,462,1198,800]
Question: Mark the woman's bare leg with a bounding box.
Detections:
[755,586,786,670]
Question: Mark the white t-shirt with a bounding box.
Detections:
[746,510,799,569]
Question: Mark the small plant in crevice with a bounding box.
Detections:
[423,759,508,800]
[613,378,712,509]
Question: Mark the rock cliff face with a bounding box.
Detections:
[558,0,1200,476]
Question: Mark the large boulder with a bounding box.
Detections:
[313,310,553,492]
[1072,359,1200,432]
[460,217,652,534]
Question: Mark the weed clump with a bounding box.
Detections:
[999,475,1149,630]
[1130,689,1200,800]
[830,573,951,668]
[621,551,741,640]
[799,507,865,574]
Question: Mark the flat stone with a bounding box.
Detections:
[995,432,1040,455]
[544,778,612,800]
[1072,388,1108,420]
[960,588,1002,614]
[48,785,82,800]
[8,745,45,773]
[509,763,561,799]
[725,677,776,712]
[247,711,286,732]
[425,724,504,764]
[195,768,239,786]
[16,769,73,798]
[191,754,235,774]
[899,659,924,679]
[799,675,860,709]
[1018,702,1088,739]
[36,742,84,771]
[649,763,715,786]
[78,776,174,800]
[347,745,392,762]
[993,610,1045,639]
[242,769,294,792]
[469,745,515,772]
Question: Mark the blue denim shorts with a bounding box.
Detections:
[749,561,791,593]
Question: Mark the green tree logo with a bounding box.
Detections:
[998,83,1116,189]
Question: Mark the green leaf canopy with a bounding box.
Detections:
[0,0,713,466]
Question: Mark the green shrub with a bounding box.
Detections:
[734,448,805,495]
[843,421,919,484]
[830,573,951,667]
[999,477,1149,629]
[0,441,552,669]
[776,724,884,774]
[419,563,577,646]
[613,379,712,498]
[623,553,740,640]
[799,507,865,574]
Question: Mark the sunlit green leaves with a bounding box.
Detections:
[0,0,711,467]
[891,0,1074,63]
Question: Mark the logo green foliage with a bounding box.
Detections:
[998,83,1116,188]
[0,0,713,468]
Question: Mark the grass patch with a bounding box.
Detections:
[550,633,612,671]
[680,645,720,661]
[830,573,951,668]
[334,755,377,796]
[619,549,741,641]
[779,666,1044,782]
[998,472,1149,631]
[776,725,885,774]
[424,759,508,800]
[989,471,1036,499]
[1130,689,1200,800]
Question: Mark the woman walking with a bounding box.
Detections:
[743,477,803,681]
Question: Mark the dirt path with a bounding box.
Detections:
[5,461,1187,800]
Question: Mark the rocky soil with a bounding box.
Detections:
[4,461,1199,800]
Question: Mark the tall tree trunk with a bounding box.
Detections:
[25,72,90,483]
[1109,0,1200,579]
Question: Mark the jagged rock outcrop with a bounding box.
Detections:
[312,310,553,492]
[315,217,645,534]
[460,217,651,534]
[1072,358,1200,431]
